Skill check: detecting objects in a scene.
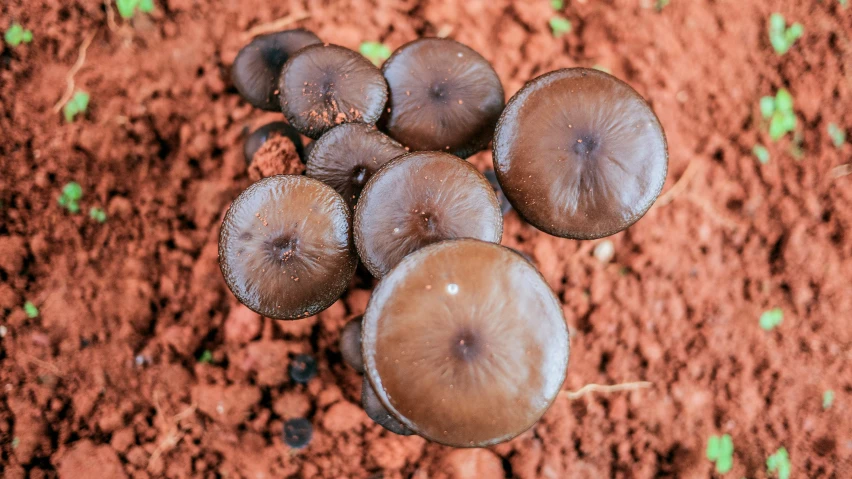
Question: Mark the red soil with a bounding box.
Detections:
[1,1,850,478]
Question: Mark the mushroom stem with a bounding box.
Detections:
[561,381,653,400]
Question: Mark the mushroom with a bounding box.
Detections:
[381,38,504,158]
[361,377,413,436]
[279,44,388,139]
[493,68,668,239]
[306,123,407,208]
[232,29,321,111]
[244,121,305,164]
[339,316,364,373]
[354,151,502,278]
[218,175,357,320]
[362,239,569,447]
[483,169,512,216]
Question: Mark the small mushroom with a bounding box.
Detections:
[279,44,388,139]
[339,316,364,373]
[381,38,504,158]
[232,29,322,111]
[354,151,502,278]
[362,377,413,436]
[244,121,305,164]
[218,175,357,320]
[493,68,668,239]
[362,239,569,447]
[306,123,407,208]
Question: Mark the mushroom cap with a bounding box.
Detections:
[381,38,504,158]
[354,151,502,278]
[219,175,357,320]
[279,44,388,139]
[232,30,322,111]
[361,377,413,436]
[493,68,668,239]
[306,123,407,208]
[362,239,569,447]
[244,121,305,164]
[339,316,364,373]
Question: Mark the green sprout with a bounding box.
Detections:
[58,182,83,214]
[827,123,846,148]
[549,16,572,38]
[753,144,770,165]
[11,437,20,449]
[767,447,791,479]
[550,0,564,9]
[822,390,834,410]
[768,14,803,55]
[706,434,734,474]
[89,207,107,223]
[116,0,155,19]
[655,0,671,11]
[760,89,796,141]
[63,91,90,123]
[4,24,33,47]
[359,41,391,67]
[198,349,213,363]
[24,301,39,319]
[760,308,783,331]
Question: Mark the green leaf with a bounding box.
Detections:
[716,455,733,474]
[655,0,671,11]
[769,114,787,141]
[359,41,391,66]
[720,435,733,456]
[198,349,213,363]
[63,91,90,123]
[4,24,33,47]
[89,207,108,223]
[116,0,140,19]
[775,89,793,112]
[753,144,770,164]
[24,301,39,319]
[706,435,721,461]
[549,16,572,37]
[11,437,20,449]
[759,308,783,331]
[550,0,564,9]
[787,23,803,41]
[67,201,80,214]
[823,390,834,410]
[63,182,83,200]
[827,123,846,148]
[769,13,786,33]
[767,447,790,479]
[770,34,789,55]
[760,96,775,118]
[139,0,155,13]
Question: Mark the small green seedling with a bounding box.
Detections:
[198,349,213,363]
[550,0,564,9]
[116,0,155,20]
[753,144,770,164]
[11,437,20,449]
[58,182,83,214]
[760,89,796,141]
[706,434,734,474]
[63,91,90,123]
[549,16,572,37]
[89,207,107,223]
[24,301,39,319]
[823,390,834,410]
[359,41,391,67]
[766,447,791,479]
[827,123,846,148]
[768,14,803,55]
[4,23,33,47]
[760,308,783,331]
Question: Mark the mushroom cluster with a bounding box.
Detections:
[221,28,667,447]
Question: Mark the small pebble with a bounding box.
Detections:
[0,325,7,337]
[593,240,615,264]
[289,354,318,383]
[283,418,313,449]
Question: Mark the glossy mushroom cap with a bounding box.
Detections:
[306,123,407,208]
[381,38,504,158]
[362,239,569,447]
[244,121,305,164]
[232,30,322,111]
[354,151,503,278]
[279,44,388,139]
[219,176,357,319]
[339,316,364,373]
[493,68,668,239]
[361,377,413,436]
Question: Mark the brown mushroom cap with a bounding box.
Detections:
[232,29,322,111]
[493,68,668,239]
[361,377,413,436]
[362,239,569,447]
[381,38,504,158]
[306,123,407,208]
[218,176,357,319]
[339,316,364,373]
[279,44,388,139]
[354,151,502,278]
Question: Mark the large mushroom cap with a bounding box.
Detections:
[362,239,569,447]
[219,175,357,320]
[306,123,407,208]
[493,68,668,239]
[232,29,322,111]
[354,151,502,278]
[381,38,504,158]
[279,44,388,139]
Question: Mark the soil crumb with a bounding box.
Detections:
[248,134,304,181]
